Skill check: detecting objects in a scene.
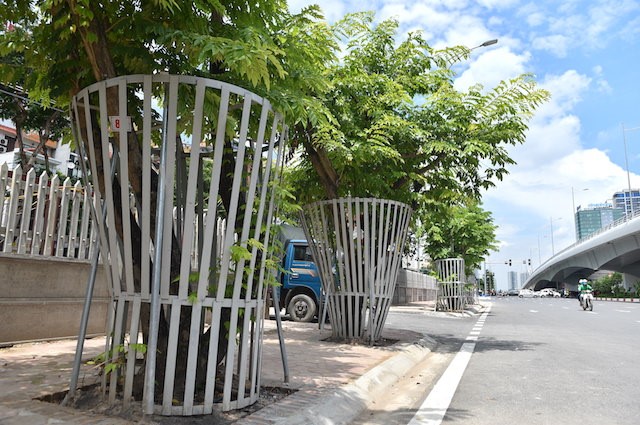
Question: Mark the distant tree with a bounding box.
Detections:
[485,270,496,293]
[422,200,498,275]
[0,84,68,173]
[593,272,623,297]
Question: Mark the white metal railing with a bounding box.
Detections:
[0,163,98,260]
[535,209,640,273]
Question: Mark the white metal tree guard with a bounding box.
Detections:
[70,74,286,415]
[436,258,466,312]
[301,197,412,342]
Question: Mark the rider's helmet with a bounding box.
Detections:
[579,279,588,284]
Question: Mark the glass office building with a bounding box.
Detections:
[575,203,625,240]
[612,189,640,217]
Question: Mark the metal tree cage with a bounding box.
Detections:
[70,74,286,415]
[436,258,466,312]
[301,197,412,342]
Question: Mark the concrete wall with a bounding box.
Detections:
[393,268,438,305]
[0,254,110,345]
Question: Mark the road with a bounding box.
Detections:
[354,297,640,424]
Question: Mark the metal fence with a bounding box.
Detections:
[0,163,98,260]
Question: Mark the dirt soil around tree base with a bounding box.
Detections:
[37,383,295,424]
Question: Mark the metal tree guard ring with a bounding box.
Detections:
[301,197,412,342]
[70,74,287,415]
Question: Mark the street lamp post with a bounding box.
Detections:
[549,217,562,256]
[571,187,589,241]
[622,124,640,217]
[471,39,498,50]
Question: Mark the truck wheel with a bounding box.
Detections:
[288,294,316,322]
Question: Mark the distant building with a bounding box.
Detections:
[612,189,640,217]
[508,271,518,290]
[519,272,529,287]
[575,203,625,240]
[0,124,78,177]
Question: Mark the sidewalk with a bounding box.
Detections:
[0,302,482,425]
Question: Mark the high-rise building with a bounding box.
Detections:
[508,271,518,290]
[575,203,625,240]
[612,189,640,217]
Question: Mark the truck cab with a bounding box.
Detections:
[275,225,322,322]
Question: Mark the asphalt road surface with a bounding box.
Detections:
[356,297,640,425]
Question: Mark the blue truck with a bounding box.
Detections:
[275,224,323,322]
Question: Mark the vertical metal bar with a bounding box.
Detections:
[62,120,118,405]
[30,172,48,255]
[140,76,152,297]
[17,168,36,254]
[4,165,23,253]
[55,178,72,257]
[66,181,83,258]
[143,80,171,415]
[122,297,141,404]
[162,298,182,415]
[117,80,135,294]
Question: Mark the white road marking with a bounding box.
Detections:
[408,305,492,425]
[408,342,476,425]
[615,310,631,313]
[529,310,538,313]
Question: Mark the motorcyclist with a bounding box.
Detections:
[577,278,592,304]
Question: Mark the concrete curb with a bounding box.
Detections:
[243,335,437,425]
[282,336,436,425]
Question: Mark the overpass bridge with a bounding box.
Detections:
[523,212,640,291]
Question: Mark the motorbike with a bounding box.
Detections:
[580,290,594,311]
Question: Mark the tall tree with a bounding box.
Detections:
[283,13,548,274]
[286,12,549,215]
[0,0,337,402]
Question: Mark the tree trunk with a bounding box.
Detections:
[299,123,340,199]
[68,2,231,403]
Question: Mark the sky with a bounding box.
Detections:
[288,0,640,290]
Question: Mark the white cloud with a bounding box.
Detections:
[378,3,454,33]
[476,0,519,9]
[591,66,612,94]
[538,70,592,115]
[455,46,528,91]
[531,34,570,57]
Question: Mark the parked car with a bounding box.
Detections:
[507,289,520,296]
[539,288,562,298]
[518,289,535,298]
